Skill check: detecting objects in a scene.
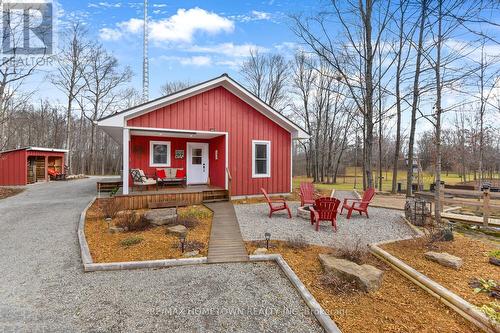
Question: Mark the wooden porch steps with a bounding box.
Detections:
[202,189,230,203]
[205,201,249,263]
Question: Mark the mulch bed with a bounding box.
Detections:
[85,202,212,263]
[382,233,499,307]
[246,241,479,333]
[0,187,24,200]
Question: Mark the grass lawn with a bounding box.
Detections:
[293,167,498,192]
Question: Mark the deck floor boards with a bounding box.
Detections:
[205,202,249,263]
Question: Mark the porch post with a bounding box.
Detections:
[44,155,48,182]
[123,128,130,195]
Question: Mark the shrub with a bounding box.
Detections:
[121,236,143,247]
[176,216,199,229]
[179,206,211,220]
[101,199,122,219]
[185,240,204,251]
[488,250,500,260]
[318,273,357,293]
[337,240,367,265]
[115,212,149,232]
[287,235,309,250]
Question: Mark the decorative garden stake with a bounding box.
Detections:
[265,232,271,249]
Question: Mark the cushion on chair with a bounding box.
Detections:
[176,169,186,178]
[156,169,166,179]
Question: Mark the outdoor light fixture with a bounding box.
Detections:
[105,217,112,231]
[265,232,271,249]
[179,234,186,253]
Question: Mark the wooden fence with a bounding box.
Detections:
[415,188,500,227]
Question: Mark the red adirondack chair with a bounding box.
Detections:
[340,188,375,219]
[299,182,318,207]
[261,188,292,218]
[309,197,341,232]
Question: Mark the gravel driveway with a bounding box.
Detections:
[235,191,416,249]
[0,178,324,333]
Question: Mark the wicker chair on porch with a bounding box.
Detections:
[130,169,157,191]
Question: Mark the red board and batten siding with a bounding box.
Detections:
[0,149,27,186]
[127,86,291,196]
[130,135,226,189]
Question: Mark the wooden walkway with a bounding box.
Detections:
[205,202,249,263]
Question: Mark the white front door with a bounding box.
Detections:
[186,142,209,185]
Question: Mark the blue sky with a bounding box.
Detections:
[47,0,317,100]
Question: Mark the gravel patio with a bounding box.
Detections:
[0,178,324,333]
[235,191,416,249]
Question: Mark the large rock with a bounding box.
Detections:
[167,225,188,237]
[144,208,177,226]
[183,250,199,257]
[253,248,268,255]
[318,254,384,292]
[424,251,462,269]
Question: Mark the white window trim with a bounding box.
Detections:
[149,140,171,167]
[252,140,271,178]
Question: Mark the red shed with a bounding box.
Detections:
[0,147,67,186]
[97,74,309,198]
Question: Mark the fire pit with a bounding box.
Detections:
[297,205,312,220]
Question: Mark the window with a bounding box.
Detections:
[252,140,270,178]
[192,148,202,165]
[150,141,171,167]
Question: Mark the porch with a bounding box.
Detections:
[122,127,228,197]
[113,184,229,209]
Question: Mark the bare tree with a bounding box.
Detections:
[159,80,191,95]
[50,22,90,174]
[469,39,500,185]
[292,0,395,188]
[291,52,316,177]
[391,0,414,193]
[240,49,289,111]
[405,0,428,197]
[80,44,132,174]
[0,9,45,150]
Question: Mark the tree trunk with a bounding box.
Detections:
[363,0,374,189]
[407,0,427,197]
[434,0,443,225]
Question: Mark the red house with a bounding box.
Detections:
[0,147,67,186]
[98,74,308,198]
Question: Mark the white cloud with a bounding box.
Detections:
[251,10,271,20]
[89,2,122,9]
[180,56,212,66]
[188,42,268,57]
[99,7,234,43]
[118,18,143,34]
[231,10,273,22]
[156,55,212,66]
[99,27,123,41]
[149,7,233,43]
